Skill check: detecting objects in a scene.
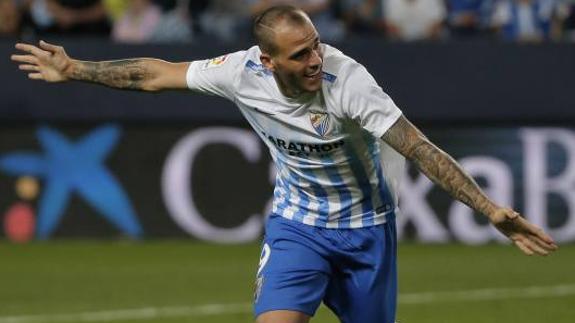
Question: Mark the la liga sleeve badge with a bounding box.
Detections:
[202,54,229,70]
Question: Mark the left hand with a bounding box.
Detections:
[489,208,558,256]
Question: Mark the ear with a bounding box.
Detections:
[260,53,275,72]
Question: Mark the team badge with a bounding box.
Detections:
[202,55,229,70]
[309,110,330,137]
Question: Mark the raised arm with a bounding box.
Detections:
[11,41,189,92]
[382,115,558,255]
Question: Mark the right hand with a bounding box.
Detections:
[11,40,73,82]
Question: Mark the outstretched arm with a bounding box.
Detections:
[11,41,189,92]
[382,115,558,256]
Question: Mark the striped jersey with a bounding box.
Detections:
[186,44,404,228]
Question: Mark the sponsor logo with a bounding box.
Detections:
[261,131,344,158]
[162,127,264,243]
[0,125,142,240]
[322,71,337,83]
[245,60,273,76]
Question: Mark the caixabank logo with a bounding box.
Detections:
[0,125,143,242]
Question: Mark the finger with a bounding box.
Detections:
[19,64,39,72]
[531,226,557,247]
[11,54,40,65]
[39,40,61,53]
[521,237,549,256]
[28,73,44,80]
[529,234,558,252]
[513,239,534,256]
[515,217,558,247]
[15,43,49,57]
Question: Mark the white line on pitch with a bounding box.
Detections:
[0,303,252,323]
[1,284,574,323]
[399,283,575,304]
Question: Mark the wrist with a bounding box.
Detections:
[484,203,502,220]
[63,59,79,80]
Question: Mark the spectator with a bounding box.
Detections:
[103,0,129,22]
[0,0,22,36]
[340,0,384,34]
[112,0,162,43]
[153,0,208,34]
[27,0,111,36]
[198,0,252,43]
[383,0,447,41]
[556,0,575,41]
[149,0,194,43]
[445,0,495,38]
[249,0,346,42]
[491,0,558,42]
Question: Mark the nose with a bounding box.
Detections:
[309,48,322,67]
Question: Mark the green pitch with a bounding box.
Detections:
[0,241,574,323]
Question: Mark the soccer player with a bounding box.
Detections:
[11,5,558,323]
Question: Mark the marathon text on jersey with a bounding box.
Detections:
[262,131,345,157]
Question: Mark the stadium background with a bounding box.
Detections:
[1,1,575,322]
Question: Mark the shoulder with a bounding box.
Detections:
[195,47,255,72]
[186,47,260,99]
[241,45,277,79]
[322,44,377,94]
[321,44,357,81]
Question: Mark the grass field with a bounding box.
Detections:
[0,241,574,323]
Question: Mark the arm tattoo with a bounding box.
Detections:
[70,59,153,90]
[382,117,496,217]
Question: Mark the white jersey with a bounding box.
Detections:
[186,44,404,228]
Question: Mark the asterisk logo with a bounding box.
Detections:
[0,125,143,239]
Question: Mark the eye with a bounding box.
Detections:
[292,49,310,61]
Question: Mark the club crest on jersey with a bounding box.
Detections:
[202,55,228,70]
[310,110,330,137]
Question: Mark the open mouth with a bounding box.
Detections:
[304,68,322,80]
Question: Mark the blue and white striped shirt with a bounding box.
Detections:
[186,44,404,228]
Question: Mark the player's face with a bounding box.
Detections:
[262,21,323,98]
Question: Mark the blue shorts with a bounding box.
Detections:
[254,213,397,323]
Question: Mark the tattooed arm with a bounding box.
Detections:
[68,59,189,91]
[11,41,189,91]
[383,116,496,216]
[382,115,558,256]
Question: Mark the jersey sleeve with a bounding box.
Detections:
[186,50,246,101]
[340,62,403,138]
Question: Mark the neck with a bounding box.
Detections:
[274,75,317,103]
[274,74,301,98]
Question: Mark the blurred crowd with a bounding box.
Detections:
[0,0,574,43]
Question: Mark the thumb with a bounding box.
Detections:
[489,207,517,224]
[506,209,520,221]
